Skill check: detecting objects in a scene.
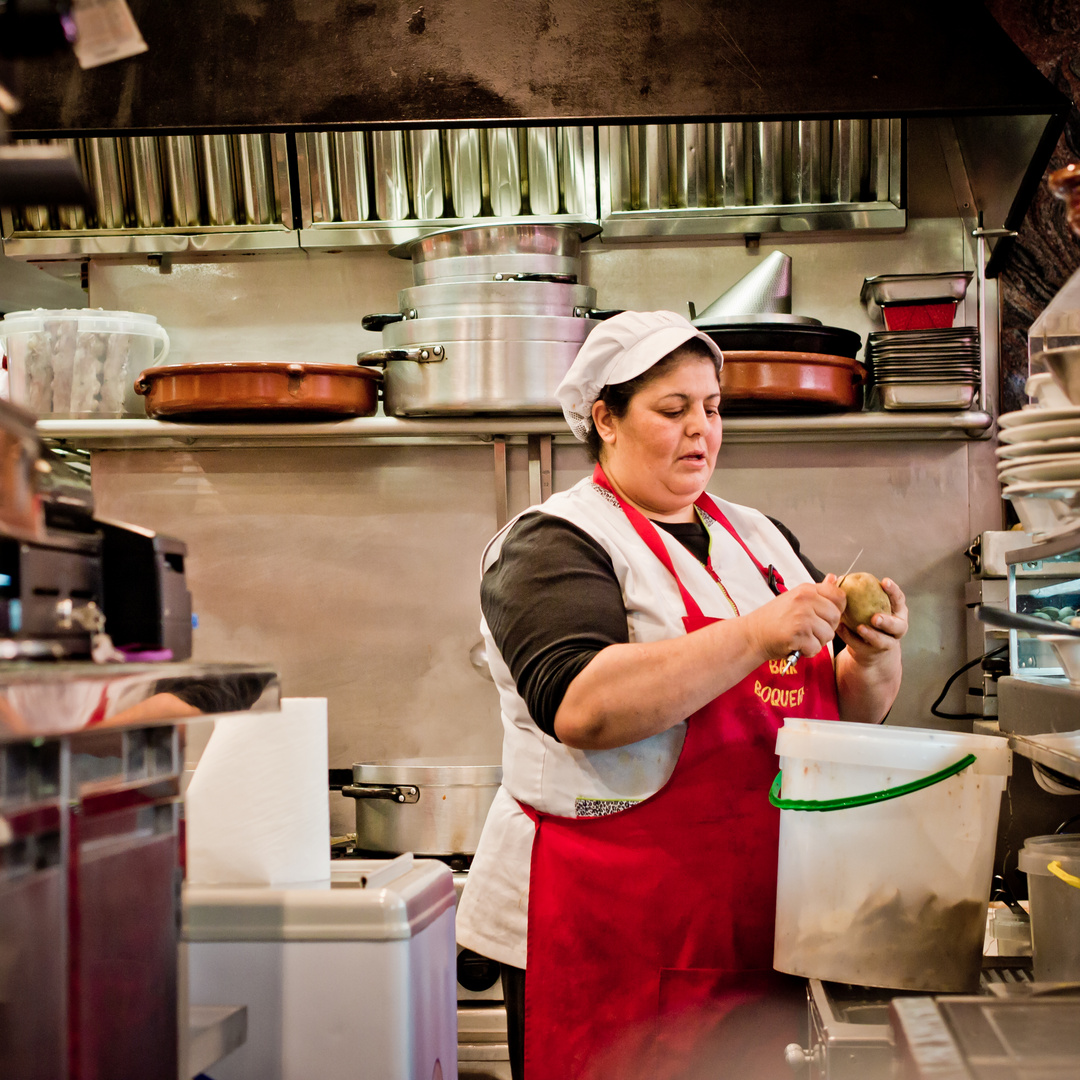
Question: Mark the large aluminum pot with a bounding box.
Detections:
[389,221,601,285]
[343,760,502,856]
[358,313,602,416]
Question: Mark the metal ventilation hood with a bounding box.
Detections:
[5,0,1070,271]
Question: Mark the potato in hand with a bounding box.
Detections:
[838,572,890,631]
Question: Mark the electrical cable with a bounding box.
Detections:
[930,644,1008,721]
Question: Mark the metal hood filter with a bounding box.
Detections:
[6,1,1070,272]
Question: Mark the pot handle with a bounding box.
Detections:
[362,312,406,332]
[493,272,578,285]
[151,323,171,365]
[574,308,623,321]
[341,783,420,804]
[356,345,447,366]
[852,361,868,386]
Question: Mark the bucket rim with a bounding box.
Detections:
[1019,833,1080,875]
[774,717,1012,775]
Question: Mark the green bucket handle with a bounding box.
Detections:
[769,753,977,812]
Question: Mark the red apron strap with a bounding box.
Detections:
[591,465,706,623]
[592,465,785,606]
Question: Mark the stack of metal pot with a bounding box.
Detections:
[358,221,614,416]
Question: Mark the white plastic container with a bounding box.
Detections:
[772,718,1012,992]
[1019,834,1080,982]
[185,856,458,1080]
[0,308,170,418]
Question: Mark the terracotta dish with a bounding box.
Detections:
[719,351,866,412]
[135,362,382,422]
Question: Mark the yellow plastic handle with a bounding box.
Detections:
[1047,860,1080,889]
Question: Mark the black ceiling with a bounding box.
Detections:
[6,0,1070,134]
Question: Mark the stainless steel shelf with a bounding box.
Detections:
[2,226,299,258]
[297,215,599,250]
[598,203,906,240]
[37,411,993,450]
[1010,730,1080,785]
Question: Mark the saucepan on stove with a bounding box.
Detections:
[342,760,502,857]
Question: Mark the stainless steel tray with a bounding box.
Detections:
[879,382,977,410]
[861,272,974,321]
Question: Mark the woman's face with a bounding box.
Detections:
[592,354,722,521]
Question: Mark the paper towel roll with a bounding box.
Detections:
[185,697,331,886]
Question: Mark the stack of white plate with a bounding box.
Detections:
[865,327,980,410]
[997,405,1080,538]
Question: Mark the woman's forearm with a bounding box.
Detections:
[553,581,847,749]
[552,621,768,749]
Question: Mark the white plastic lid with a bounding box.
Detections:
[183,856,455,942]
[1018,834,1080,876]
[775,717,1013,776]
[0,307,162,336]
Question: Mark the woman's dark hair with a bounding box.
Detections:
[583,337,721,462]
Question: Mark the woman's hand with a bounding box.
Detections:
[743,578,847,660]
[835,576,908,665]
[835,576,908,724]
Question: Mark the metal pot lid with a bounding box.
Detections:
[410,254,585,286]
[692,312,822,327]
[382,313,600,346]
[352,759,503,786]
[389,220,602,260]
[399,279,597,313]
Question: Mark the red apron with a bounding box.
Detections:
[520,466,840,1080]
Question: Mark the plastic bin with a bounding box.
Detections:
[1019,834,1080,982]
[772,718,1012,992]
[0,308,170,418]
[185,855,458,1080]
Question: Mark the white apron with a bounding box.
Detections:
[456,476,819,968]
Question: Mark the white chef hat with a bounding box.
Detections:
[556,310,724,441]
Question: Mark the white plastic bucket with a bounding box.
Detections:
[772,718,1012,992]
[0,308,170,418]
[1019,834,1080,982]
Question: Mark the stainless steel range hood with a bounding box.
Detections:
[5,0,1069,270]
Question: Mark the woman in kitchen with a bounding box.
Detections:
[456,309,908,1080]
